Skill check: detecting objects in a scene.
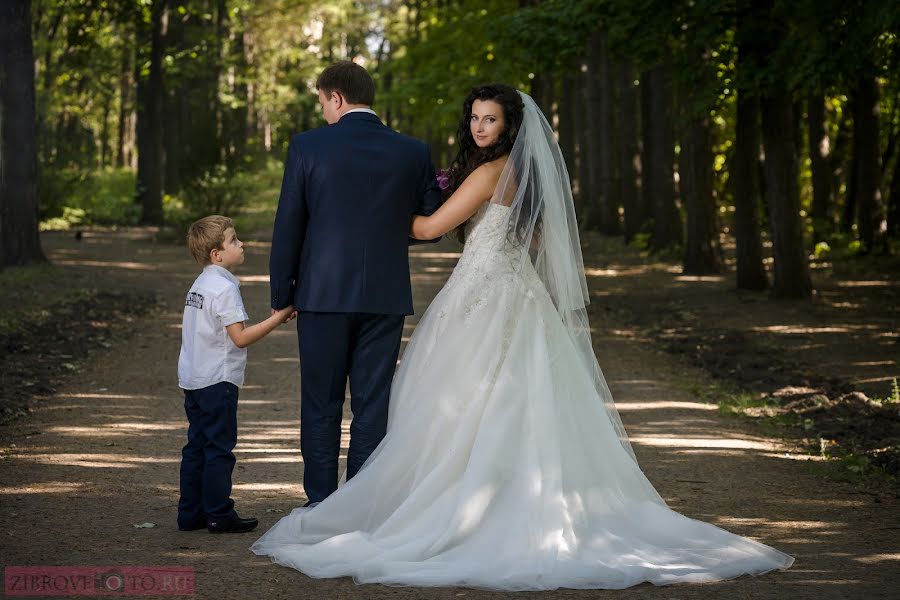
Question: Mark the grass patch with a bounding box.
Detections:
[161,160,284,242]
[0,263,97,338]
[0,262,158,423]
[39,161,285,239]
[39,168,139,229]
[230,163,284,238]
[686,380,899,488]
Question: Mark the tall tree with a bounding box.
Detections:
[163,0,185,192]
[807,91,833,239]
[576,64,593,216]
[584,31,620,234]
[680,107,723,273]
[851,74,883,251]
[758,0,812,299]
[116,26,135,169]
[677,27,723,274]
[0,0,45,268]
[733,93,768,290]
[135,0,166,224]
[617,60,642,243]
[642,63,681,250]
[733,0,767,290]
[889,152,900,237]
[557,73,578,187]
[761,93,811,298]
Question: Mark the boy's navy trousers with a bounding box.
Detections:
[178,381,239,526]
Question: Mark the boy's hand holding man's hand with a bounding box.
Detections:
[227,305,296,349]
[274,306,297,323]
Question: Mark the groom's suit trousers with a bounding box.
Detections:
[298,311,405,503]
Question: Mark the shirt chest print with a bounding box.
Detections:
[185,292,204,309]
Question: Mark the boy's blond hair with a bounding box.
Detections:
[187,215,234,265]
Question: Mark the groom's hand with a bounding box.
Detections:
[272,308,298,323]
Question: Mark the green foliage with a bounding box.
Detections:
[39,168,140,229]
[628,232,652,251]
[814,241,831,259]
[876,378,900,405]
[229,160,288,235]
[162,162,284,234]
[376,0,533,151]
[30,0,899,247]
[181,165,254,218]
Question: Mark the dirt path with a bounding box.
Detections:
[1,230,898,599]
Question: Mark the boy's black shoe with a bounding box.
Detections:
[207,514,258,534]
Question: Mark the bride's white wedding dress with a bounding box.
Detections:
[251,199,793,589]
[251,93,793,590]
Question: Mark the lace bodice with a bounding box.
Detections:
[437,202,546,322]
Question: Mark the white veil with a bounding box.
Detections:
[490,91,638,464]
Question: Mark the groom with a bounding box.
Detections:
[269,61,442,506]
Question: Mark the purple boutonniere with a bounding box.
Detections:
[436,168,450,191]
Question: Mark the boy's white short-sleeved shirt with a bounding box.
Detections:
[178,265,249,390]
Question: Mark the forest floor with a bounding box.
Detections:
[1,226,898,599]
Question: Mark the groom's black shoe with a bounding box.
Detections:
[207,514,258,534]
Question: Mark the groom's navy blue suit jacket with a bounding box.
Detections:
[269,111,442,315]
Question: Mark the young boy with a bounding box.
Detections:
[177,215,293,533]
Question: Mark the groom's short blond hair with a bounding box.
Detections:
[187,215,233,265]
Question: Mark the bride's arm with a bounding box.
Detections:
[410,163,501,240]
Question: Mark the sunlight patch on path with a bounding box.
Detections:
[14,453,177,467]
[630,436,778,450]
[854,554,900,564]
[0,482,85,494]
[615,401,718,411]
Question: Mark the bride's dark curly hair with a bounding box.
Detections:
[445,84,524,242]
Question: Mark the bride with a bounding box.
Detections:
[251,84,794,590]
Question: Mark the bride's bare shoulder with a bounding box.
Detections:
[470,155,509,185]
[481,155,509,174]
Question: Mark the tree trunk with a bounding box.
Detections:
[116,37,131,168]
[100,93,112,168]
[807,91,832,240]
[230,13,249,167]
[761,90,812,298]
[576,64,592,216]
[618,60,642,243]
[215,0,228,165]
[889,152,900,237]
[841,146,858,233]
[596,32,619,234]
[852,75,883,250]
[733,91,767,290]
[36,8,62,165]
[163,0,184,192]
[530,72,554,126]
[680,112,723,274]
[557,74,577,184]
[163,85,182,191]
[829,109,851,210]
[0,0,45,268]
[583,41,601,229]
[584,31,620,234]
[136,0,165,224]
[642,64,681,250]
